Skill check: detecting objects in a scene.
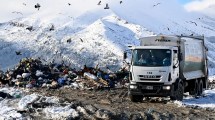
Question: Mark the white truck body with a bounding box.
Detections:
[128,35,208,101]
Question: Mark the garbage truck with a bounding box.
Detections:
[125,35,208,101]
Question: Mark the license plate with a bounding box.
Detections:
[146,86,153,90]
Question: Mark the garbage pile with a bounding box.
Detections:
[0,58,129,90]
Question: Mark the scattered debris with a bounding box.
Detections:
[0,57,129,90]
[0,91,13,98]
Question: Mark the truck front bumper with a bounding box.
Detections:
[129,82,174,97]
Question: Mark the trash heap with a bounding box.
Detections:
[0,58,129,89]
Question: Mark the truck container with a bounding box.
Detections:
[126,35,208,101]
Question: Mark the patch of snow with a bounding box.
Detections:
[43,105,79,119]
[0,106,22,120]
[0,87,23,98]
[44,96,59,103]
[18,93,39,110]
[174,89,215,109]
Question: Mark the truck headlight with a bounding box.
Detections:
[163,86,171,90]
[130,84,137,89]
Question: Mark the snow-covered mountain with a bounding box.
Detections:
[0,0,215,74]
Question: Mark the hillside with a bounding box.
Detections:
[0,0,215,75]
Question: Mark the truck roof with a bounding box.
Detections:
[139,35,204,47]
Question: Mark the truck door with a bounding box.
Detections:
[172,47,179,82]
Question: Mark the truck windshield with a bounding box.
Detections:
[132,49,171,67]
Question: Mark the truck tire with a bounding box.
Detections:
[189,79,198,97]
[197,80,203,96]
[130,95,143,102]
[170,82,184,101]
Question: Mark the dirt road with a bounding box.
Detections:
[26,87,215,120]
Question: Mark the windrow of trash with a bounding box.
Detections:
[0,58,129,90]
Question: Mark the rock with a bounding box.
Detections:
[95,109,113,119]
[0,91,13,98]
[151,112,162,120]
[181,109,190,116]
[117,112,129,120]
[99,99,111,105]
[85,105,97,114]
[130,113,144,120]
[77,106,89,116]
[206,107,214,111]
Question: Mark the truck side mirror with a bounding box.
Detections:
[123,52,127,60]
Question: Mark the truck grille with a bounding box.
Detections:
[138,75,161,81]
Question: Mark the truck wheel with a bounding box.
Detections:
[197,80,203,96]
[170,82,184,101]
[189,80,198,97]
[130,95,143,102]
[194,80,199,97]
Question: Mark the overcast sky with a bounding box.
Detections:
[0,0,214,23]
[184,0,215,16]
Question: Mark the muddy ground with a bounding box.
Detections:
[26,88,215,120]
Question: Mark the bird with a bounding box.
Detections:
[12,11,23,15]
[104,3,109,9]
[68,3,71,6]
[120,1,122,4]
[167,27,170,31]
[26,26,33,31]
[190,21,197,26]
[15,51,22,55]
[97,1,101,5]
[23,3,26,6]
[80,38,83,42]
[153,3,161,7]
[49,24,54,31]
[67,38,72,43]
[35,3,41,10]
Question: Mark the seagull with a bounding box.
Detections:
[26,26,33,31]
[49,24,54,31]
[67,38,72,43]
[15,51,22,55]
[104,3,109,9]
[190,21,197,26]
[120,1,122,4]
[97,1,101,5]
[167,27,170,31]
[35,3,41,10]
[153,3,161,7]
[68,3,71,6]
[12,11,23,15]
[23,3,26,6]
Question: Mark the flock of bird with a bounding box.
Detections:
[12,1,162,16]
[11,0,162,56]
